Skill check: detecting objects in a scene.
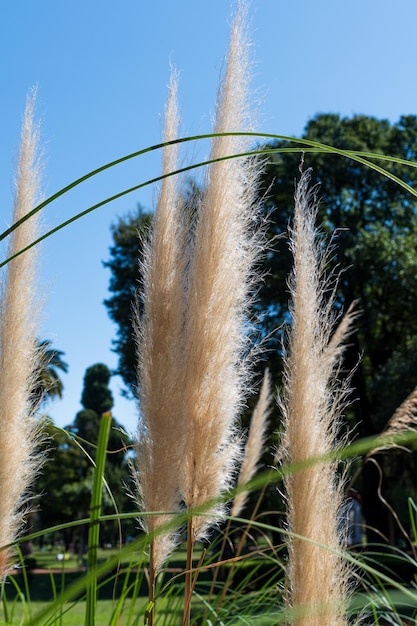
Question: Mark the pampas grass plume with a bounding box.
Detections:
[0,89,45,577]
[132,71,185,576]
[278,169,351,625]
[178,0,263,542]
[367,384,417,456]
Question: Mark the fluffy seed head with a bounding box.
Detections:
[0,88,45,577]
[278,169,351,625]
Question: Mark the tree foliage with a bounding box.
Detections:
[35,363,135,547]
[103,113,417,542]
[258,113,417,431]
[105,115,417,422]
[258,113,417,543]
[103,207,152,396]
[80,363,113,416]
[32,338,68,408]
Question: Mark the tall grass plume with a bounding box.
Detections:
[178,0,263,544]
[277,168,352,625]
[132,4,265,623]
[132,71,185,581]
[0,89,45,577]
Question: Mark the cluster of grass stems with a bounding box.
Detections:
[2,430,417,625]
[2,3,417,625]
[2,112,417,626]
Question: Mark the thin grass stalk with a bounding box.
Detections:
[58,564,65,626]
[0,577,10,624]
[125,558,146,626]
[24,531,150,626]
[0,89,45,579]
[215,500,270,612]
[278,168,352,625]
[214,503,275,613]
[16,546,32,621]
[132,71,185,625]
[2,129,416,252]
[232,368,273,519]
[2,140,414,271]
[182,518,194,626]
[107,548,142,626]
[84,411,112,626]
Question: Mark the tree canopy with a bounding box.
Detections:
[103,113,417,543]
[105,114,417,419]
[258,113,417,432]
[103,208,152,396]
[257,113,417,542]
[32,338,68,408]
[80,363,113,417]
[35,363,135,547]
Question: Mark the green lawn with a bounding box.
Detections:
[0,592,208,625]
[0,546,209,625]
[0,543,280,624]
[20,544,193,572]
[0,598,149,625]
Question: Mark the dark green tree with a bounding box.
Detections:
[74,363,134,543]
[32,338,68,407]
[80,362,113,415]
[103,114,417,544]
[34,418,91,548]
[103,206,152,396]
[35,364,136,547]
[257,113,417,543]
[74,363,130,468]
[258,113,417,416]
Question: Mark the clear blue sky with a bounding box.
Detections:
[0,0,416,434]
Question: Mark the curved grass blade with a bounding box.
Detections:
[1,132,416,268]
[84,411,112,626]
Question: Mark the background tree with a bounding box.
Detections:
[103,113,417,544]
[31,338,68,408]
[104,207,152,396]
[257,113,417,543]
[74,362,130,467]
[35,363,136,548]
[79,362,113,415]
[34,418,92,549]
[259,114,417,408]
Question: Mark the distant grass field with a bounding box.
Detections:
[18,545,192,571]
[0,598,149,626]
[0,545,211,624]
[0,542,279,624]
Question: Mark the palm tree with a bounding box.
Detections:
[32,338,68,408]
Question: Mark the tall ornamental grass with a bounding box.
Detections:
[2,2,417,625]
[132,4,266,622]
[0,89,46,579]
[131,70,184,609]
[277,168,355,625]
